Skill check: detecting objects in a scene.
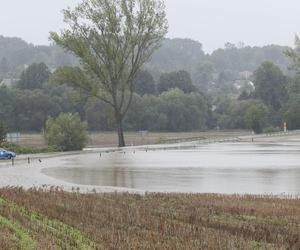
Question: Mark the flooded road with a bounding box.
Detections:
[42,142,300,194]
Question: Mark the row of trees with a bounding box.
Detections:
[87,89,208,132]
[2,0,300,149]
[0,77,209,133]
[2,58,300,135]
[213,58,300,133]
[0,36,290,83]
[0,35,77,79]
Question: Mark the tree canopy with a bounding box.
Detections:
[45,113,88,151]
[18,63,51,89]
[158,70,196,93]
[245,101,269,134]
[253,61,287,111]
[133,70,156,96]
[50,0,168,147]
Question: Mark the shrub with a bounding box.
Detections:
[44,113,88,151]
[263,126,281,134]
[245,101,269,134]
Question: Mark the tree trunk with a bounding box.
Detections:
[116,115,126,147]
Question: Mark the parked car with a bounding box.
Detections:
[0,148,16,160]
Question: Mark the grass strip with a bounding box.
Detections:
[0,214,36,249]
[0,197,99,249]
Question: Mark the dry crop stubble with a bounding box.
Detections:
[0,188,299,249]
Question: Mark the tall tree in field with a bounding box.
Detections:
[50,0,168,147]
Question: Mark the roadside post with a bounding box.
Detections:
[284,122,287,133]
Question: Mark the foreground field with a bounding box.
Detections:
[0,188,299,249]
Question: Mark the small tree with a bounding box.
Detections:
[44,113,88,151]
[0,121,8,146]
[245,102,269,134]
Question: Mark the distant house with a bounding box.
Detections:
[234,79,255,92]
[239,71,253,80]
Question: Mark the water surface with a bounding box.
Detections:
[42,142,300,194]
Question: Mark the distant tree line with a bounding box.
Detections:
[0,62,209,132]
[0,35,291,84]
[1,36,300,134]
[212,60,300,133]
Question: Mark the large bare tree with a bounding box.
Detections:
[50,0,168,147]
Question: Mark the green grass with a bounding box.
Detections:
[0,196,98,249]
[0,214,36,249]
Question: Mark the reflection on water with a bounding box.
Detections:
[42,142,300,194]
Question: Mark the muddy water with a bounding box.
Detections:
[42,142,300,194]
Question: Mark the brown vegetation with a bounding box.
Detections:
[0,188,299,249]
[0,226,17,249]
[19,131,249,147]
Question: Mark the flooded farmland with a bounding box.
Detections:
[42,141,300,194]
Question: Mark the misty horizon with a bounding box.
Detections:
[0,33,294,56]
[0,0,300,53]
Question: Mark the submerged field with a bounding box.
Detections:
[0,188,299,249]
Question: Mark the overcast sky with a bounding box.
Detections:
[0,0,299,53]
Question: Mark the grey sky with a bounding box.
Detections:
[0,0,299,53]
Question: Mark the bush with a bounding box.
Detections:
[245,101,269,134]
[263,126,281,134]
[44,113,88,151]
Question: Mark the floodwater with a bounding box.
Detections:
[42,142,300,194]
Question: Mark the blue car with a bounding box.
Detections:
[0,148,16,160]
